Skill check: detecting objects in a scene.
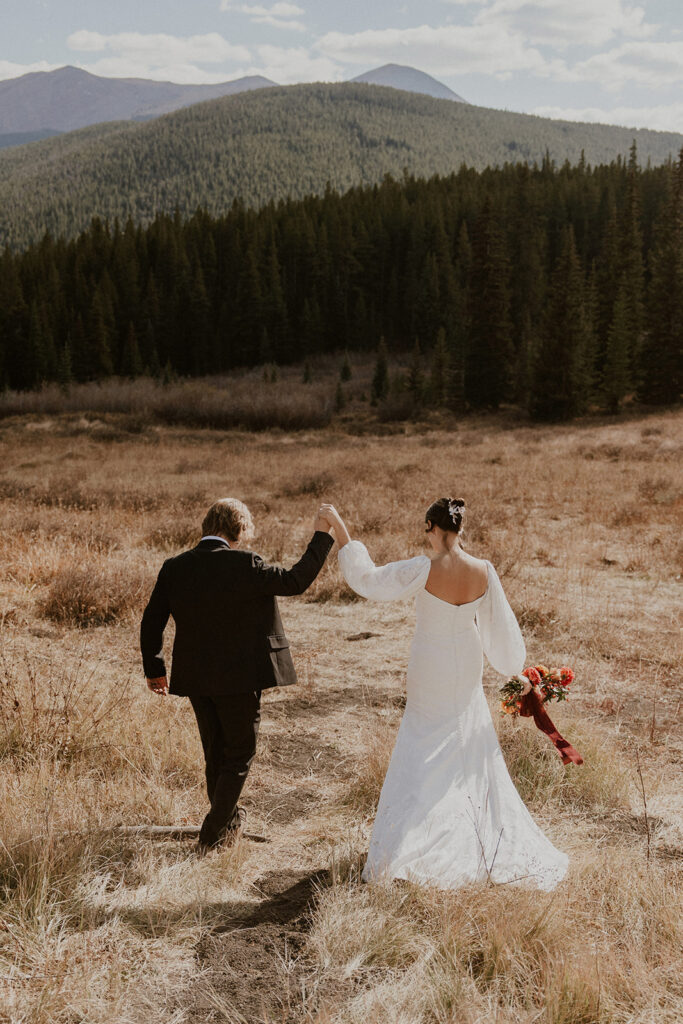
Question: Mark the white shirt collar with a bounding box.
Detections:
[200,535,231,547]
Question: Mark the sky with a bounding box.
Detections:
[2,0,682,132]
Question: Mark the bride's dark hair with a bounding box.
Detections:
[425,497,465,535]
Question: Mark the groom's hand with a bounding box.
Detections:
[146,675,169,695]
[318,504,351,547]
[314,509,332,533]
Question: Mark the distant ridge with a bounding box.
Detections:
[1,82,681,250]
[0,62,467,142]
[0,65,277,134]
[351,64,466,103]
[0,129,62,150]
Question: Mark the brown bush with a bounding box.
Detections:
[0,376,333,431]
[144,519,199,552]
[39,560,153,626]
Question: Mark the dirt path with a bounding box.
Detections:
[172,601,407,1022]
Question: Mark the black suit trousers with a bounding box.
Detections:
[189,691,261,846]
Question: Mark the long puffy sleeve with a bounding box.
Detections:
[338,540,431,601]
[475,561,526,676]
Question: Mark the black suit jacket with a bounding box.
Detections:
[140,531,334,696]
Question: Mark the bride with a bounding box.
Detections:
[319,498,568,891]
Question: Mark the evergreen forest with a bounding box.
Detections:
[1,146,681,420]
[1,83,682,252]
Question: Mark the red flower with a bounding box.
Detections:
[523,667,542,686]
[560,667,574,685]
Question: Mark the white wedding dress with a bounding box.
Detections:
[338,541,568,891]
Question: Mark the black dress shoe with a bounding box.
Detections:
[196,808,246,855]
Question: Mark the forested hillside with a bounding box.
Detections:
[1,150,681,418]
[1,83,682,251]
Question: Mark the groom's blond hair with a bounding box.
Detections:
[202,498,255,543]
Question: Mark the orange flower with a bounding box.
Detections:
[523,667,542,686]
[535,664,549,677]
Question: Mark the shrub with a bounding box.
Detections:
[39,560,153,626]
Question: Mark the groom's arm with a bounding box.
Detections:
[250,531,334,597]
[140,562,171,681]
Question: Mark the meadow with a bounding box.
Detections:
[0,373,680,1023]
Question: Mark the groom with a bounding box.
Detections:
[140,497,334,853]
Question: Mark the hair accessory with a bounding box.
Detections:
[448,498,465,522]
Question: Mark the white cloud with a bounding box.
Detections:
[0,60,61,81]
[316,23,563,79]
[562,40,683,90]
[532,101,683,133]
[78,59,244,85]
[67,31,251,69]
[67,30,107,53]
[248,45,342,83]
[220,2,307,32]
[474,0,658,49]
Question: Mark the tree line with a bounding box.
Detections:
[0,145,681,419]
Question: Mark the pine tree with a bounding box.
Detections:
[299,297,322,357]
[25,302,48,389]
[530,226,592,420]
[639,149,683,405]
[446,221,471,413]
[340,351,352,381]
[57,340,73,393]
[603,284,632,413]
[594,196,620,383]
[89,290,114,378]
[121,322,143,378]
[259,326,273,365]
[407,339,425,409]
[371,337,389,403]
[613,141,645,394]
[430,327,450,407]
[264,240,290,361]
[466,200,514,408]
[189,264,211,374]
[335,381,346,412]
[350,292,370,349]
[143,321,161,377]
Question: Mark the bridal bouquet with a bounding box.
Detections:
[499,664,583,765]
[500,664,574,715]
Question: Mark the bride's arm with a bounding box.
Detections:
[317,504,430,602]
[475,561,526,675]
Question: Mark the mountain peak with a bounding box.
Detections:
[349,64,466,103]
[0,67,278,135]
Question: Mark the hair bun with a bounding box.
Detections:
[425,497,466,535]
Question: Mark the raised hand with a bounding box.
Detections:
[314,508,332,532]
[317,504,351,547]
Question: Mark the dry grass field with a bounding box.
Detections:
[0,383,680,1024]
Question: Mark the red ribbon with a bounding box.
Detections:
[519,689,583,765]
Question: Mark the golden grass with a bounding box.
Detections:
[0,391,680,1022]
